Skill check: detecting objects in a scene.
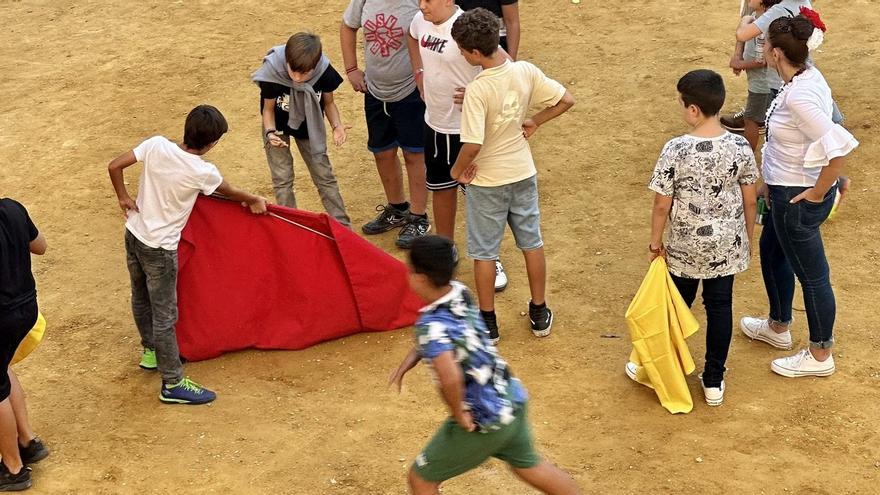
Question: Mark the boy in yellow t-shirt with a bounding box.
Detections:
[450,8,574,343]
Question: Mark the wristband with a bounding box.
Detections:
[345,66,359,74]
[265,129,277,138]
[649,243,664,254]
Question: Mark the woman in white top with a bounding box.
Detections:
[739,12,858,378]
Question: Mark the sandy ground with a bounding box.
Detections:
[1,0,879,493]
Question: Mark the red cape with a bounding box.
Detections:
[175,197,422,361]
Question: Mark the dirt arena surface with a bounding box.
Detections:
[1,0,878,493]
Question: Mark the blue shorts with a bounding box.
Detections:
[466,175,543,260]
[365,89,426,153]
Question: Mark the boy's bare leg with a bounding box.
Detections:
[408,468,441,495]
[522,247,547,305]
[374,148,405,205]
[432,189,457,240]
[744,119,761,151]
[403,151,427,216]
[0,397,23,473]
[7,370,34,445]
[474,260,496,312]
[513,461,581,495]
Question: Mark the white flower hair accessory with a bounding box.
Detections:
[799,6,827,52]
[806,29,824,51]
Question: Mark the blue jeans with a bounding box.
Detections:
[759,184,837,348]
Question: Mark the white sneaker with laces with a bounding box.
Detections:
[740,316,793,349]
[771,349,835,378]
[698,373,725,406]
[494,260,508,292]
[625,362,638,381]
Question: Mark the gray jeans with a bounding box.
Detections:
[263,131,351,226]
[125,230,184,384]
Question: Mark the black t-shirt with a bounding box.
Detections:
[458,0,517,20]
[0,199,39,311]
[259,65,344,139]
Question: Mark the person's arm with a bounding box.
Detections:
[262,96,288,148]
[736,15,761,42]
[450,143,482,184]
[741,183,757,254]
[321,91,351,146]
[730,58,766,71]
[407,33,425,99]
[432,350,475,432]
[522,89,575,139]
[214,180,268,214]
[340,22,367,93]
[650,193,673,261]
[501,3,520,60]
[29,232,47,255]
[108,150,140,217]
[791,157,846,204]
[388,347,421,392]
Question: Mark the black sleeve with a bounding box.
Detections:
[500,0,518,5]
[259,81,288,100]
[9,200,38,241]
[314,65,344,94]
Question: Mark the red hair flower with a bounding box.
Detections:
[800,6,827,32]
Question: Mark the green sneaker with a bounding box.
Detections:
[139,348,157,370]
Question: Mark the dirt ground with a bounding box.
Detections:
[1,0,878,493]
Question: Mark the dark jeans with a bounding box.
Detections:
[670,274,735,388]
[760,185,837,349]
[125,230,184,384]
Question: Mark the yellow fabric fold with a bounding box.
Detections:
[625,258,699,414]
[13,312,46,365]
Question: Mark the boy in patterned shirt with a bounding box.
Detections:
[642,70,758,407]
[389,235,580,494]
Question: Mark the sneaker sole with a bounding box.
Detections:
[530,312,553,338]
[705,396,724,406]
[139,364,157,370]
[625,364,637,382]
[494,280,508,292]
[21,449,50,465]
[159,395,216,405]
[770,363,835,378]
[740,323,793,350]
[362,222,408,235]
[0,479,32,491]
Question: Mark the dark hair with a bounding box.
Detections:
[451,8,500,57]
[767,15,813,65]
[409,235,457,287]
[184,105,228,149]
[761,0,782,8]
[676,69,725,116]
[285,32,322,73]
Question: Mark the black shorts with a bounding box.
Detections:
[0,300,37,401]
[365,88,426,153]
[424,128,462,191]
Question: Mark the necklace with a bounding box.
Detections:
[765,67,807,142]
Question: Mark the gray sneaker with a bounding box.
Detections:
[362,204,409,235]
[395,214,431,249]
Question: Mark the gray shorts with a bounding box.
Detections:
[466,175,543,261]
[744,90,773,124]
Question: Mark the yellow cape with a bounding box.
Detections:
[12,312,45,365]
[625,258,699,414]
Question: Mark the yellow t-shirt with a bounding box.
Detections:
[460,60,565,187]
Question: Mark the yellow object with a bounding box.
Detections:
[625,258,700,414]
[12,312,46,365]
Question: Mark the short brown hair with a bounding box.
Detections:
[184,105,228,149]
[451,8,500,57]
[285,33,322,73]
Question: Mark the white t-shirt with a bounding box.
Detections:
[125,136,224,250]
[460,60,565,187]
[409,8,481,134]
[762,68,858,186]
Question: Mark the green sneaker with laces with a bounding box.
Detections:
[139,348,157,370]
[160,377,217,405]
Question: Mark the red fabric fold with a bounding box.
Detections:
[175,196,422,361]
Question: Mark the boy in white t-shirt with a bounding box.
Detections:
[449,9,574,342]
[108,105,268,405]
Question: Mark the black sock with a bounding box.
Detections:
[390,201,409,212]
[480,310,496,323]
[410,212,428,219]
[529,301,546,310]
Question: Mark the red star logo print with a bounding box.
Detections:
[364,14,404,57]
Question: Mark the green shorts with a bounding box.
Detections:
[412,405,540,482]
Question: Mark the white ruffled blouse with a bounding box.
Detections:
[761,67,859,186]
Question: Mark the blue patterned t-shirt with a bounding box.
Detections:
[415,282,527,430]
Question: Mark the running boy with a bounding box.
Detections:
[449,9,574,342]
[252,32,352,226]
[644,70,758,406]
[108,105,268,405]
[340,0,430,247]
[388,235,580,495]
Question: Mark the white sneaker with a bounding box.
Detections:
[494,260,508,292]
[699,373,725,406]
[625,362,638,381]
[771,349,835,378]
[740,316,793,349]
